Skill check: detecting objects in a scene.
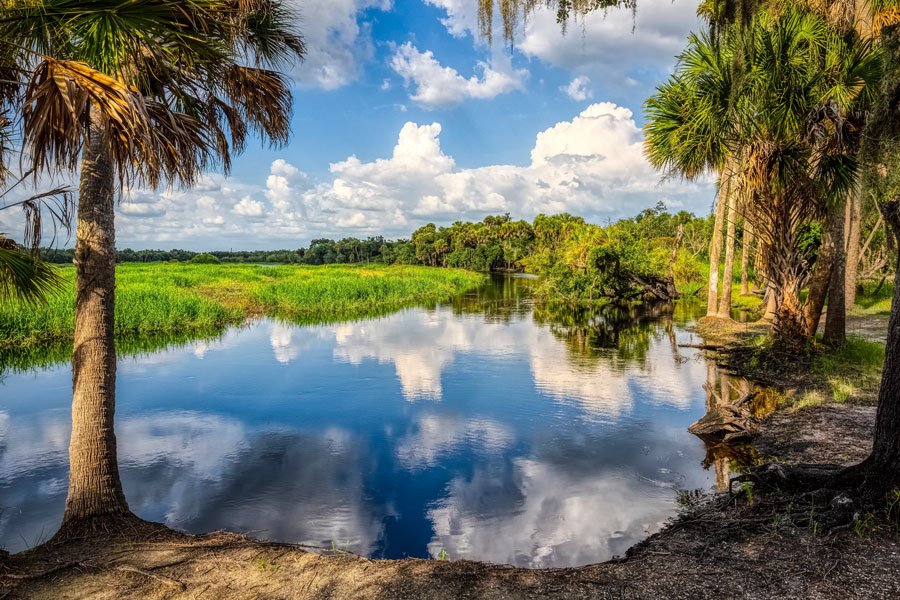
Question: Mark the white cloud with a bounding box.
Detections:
[293,102,711,239]
[422,0,479,38]
[390,42,527,108]
[287,0,393,90]
[69,101,710,249]
[232,195,265,217]
[266,159,310,223]
[562,75,592,101]
[424,0,700,83]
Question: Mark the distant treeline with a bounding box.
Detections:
[38,204,716,301]
[40,237,406,266]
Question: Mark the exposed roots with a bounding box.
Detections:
[727,460,900,533]
[47,511,178,548]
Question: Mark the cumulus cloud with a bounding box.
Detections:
[295,102,711,240]
[390,42,527,108]
[562,75,592,101]
[232,196,265,217]
[92,101,711,248]
[422,0,479,38]
[287,0,393,90]
[424,0,700,82]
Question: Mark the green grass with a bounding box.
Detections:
[852,279,895,316]
[0,263,484,349]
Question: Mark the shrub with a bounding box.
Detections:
[191,253,220,264]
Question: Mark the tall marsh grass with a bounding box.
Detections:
[0,263,483,348]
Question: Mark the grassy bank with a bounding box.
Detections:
[0,263,484,348]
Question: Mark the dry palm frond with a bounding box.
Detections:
[22,58,150,183]
[21,57,213,189]
[875,7,900,34]
[221,65,291,146]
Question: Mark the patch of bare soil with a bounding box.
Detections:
[2,508,900,600]
[755,404,876,465]
[817,314,890,343]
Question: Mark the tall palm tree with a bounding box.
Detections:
[647,7,880,345]
[644,30,737,320]
[0,0,304,533]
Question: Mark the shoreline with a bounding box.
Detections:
[4,321,899,598]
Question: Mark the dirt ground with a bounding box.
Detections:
[817,314,891,343]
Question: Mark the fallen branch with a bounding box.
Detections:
[678,343,724,351]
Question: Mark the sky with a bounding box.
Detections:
[2,0,716,251]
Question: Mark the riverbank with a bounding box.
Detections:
[0,263,483,348]
[4,330,900,599]
[3,417,898,600]
[4,306,898,598]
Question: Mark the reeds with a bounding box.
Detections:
[0,263,483,348]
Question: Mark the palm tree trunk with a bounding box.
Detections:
[824,207,848,347]
[717,193,737,317]
[706,174,730,317]
[62,110,129,526]
[845,188,862,309]
[740,221,752,296]
[805,206,841,336]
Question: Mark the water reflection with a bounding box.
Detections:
[2,275,727,565]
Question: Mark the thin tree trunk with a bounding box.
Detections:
[718,193,737,317]
[706,174,730,317]
[62,111,130,526]
[824,208,848,347]
[740,220,752,296]
[805,206,841,336]
[845,187,862,309]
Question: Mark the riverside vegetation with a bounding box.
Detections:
[0,263,483,348]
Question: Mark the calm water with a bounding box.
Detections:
[0,275,730,566]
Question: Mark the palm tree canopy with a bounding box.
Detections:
[644,4,881,202]
[0,0,305,189]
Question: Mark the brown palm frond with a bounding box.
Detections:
[22,58,150,182]
[222,64,292,147]
[142,99,214,188]
[21,57,214,189]
[875,7,900,35]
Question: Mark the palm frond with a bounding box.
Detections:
[0,242,66,305]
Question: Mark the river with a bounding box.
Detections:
[0,274,735,567]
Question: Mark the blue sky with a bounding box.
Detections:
[3,0,716,250]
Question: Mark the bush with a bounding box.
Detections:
[191,253,220,264]
[673,249,705,287]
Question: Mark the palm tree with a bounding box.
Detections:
[647,7,880,345]
[0,0,304,533]
[718,190,738,317]
[643,30,736,321]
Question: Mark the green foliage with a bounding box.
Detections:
[0,245,66,305]
[811,337,886,374]
[742,481,755,505]
[190,253,220,264]
[0,263,484,348]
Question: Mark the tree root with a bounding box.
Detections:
[2,561,186,591]
[47,511,176,547]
